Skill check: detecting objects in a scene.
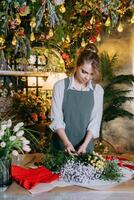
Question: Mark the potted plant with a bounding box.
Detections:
[95,52,134,153]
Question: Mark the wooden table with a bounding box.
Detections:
[1,153,134,200]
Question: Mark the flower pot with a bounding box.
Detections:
[0,157,12,191]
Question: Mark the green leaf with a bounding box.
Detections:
[107,74,134,88]
[103,107,134,122]
[100,160,123,181]
[100,52,118,84]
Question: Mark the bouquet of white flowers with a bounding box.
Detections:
[0,119,31,159]
[0,118,38,189]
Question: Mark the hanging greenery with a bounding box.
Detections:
[0,0,133,68]
[0,0,60,58]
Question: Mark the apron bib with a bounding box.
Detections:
[51,77,95,153]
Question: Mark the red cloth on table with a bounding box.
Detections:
[106,155,134,170]
[11,165,59,189]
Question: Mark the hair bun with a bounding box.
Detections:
[84,44,98,53]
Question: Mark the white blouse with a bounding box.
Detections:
[49,76,104,139]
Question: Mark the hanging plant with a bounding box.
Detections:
[0,0,133,65]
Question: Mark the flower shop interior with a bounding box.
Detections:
[0,0,134,199]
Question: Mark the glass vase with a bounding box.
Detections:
[0,157,12,192]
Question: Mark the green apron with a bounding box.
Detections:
[51,77,95,153]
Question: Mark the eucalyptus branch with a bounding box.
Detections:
[35,3,46,31]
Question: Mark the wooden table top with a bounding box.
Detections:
[5,152,134,195]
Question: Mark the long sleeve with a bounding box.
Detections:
[87,84,104,139]
[49,79,66,131]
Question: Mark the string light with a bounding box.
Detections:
[117,22,124,32]
[96,34,101,42]
[90,16,95,25]
[105,17,111,27]
[131,14,134,24]
[81,38,86,47]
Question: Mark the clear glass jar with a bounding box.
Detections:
[0,157,12,191]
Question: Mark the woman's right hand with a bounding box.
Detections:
[64,142,76,155]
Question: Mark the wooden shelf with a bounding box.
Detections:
[0,70,49,77]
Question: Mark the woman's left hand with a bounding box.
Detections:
[77,144,87,154]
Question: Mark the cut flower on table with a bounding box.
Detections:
[36,151,124,184]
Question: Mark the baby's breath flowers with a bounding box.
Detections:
[60,159,102,184]
[59,152,106,183]
[0,119,33,159]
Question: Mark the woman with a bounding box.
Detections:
[49,44,104,155]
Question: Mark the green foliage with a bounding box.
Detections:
[0,0,133,66]
[100,160,123,182]
[23,127,39,153]
[103,107,134,122]
[37,151,123,181]
[100,52,134,125]
[41,151,72,173]
[108,74,134,86]
[100,52,117,83]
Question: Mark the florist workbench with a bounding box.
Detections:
[1,153,134,200]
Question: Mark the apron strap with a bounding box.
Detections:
[64,77,70,90]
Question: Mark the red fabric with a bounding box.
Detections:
[106,155,134,170]
[11,165,59,189]
[106,155,127,161]
[122,164,134,170]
